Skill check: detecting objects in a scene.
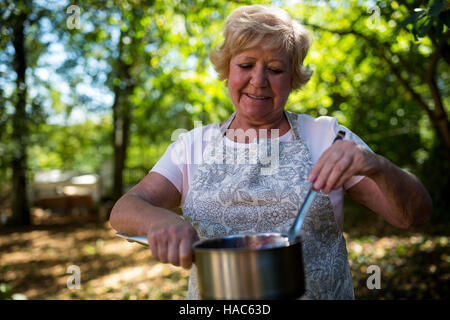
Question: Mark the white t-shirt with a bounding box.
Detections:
[151,113,372,230]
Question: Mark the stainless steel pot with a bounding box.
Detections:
[192,232,304,300]
[116,231,305,299]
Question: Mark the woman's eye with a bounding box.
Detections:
[269,68,283,74]
[238,64,252,69]
[237,64,283,73]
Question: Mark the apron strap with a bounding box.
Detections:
[219,111,237,136]
[284,110,302,141]
[218,110,302,141]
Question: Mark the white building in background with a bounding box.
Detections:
[32,160,146,210]
[32,169,101,203]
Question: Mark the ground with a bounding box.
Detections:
[0,200,449,300]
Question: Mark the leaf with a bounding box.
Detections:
[418,17,434,37]
[440,9,450,27]
[428,0,448,18]
[435,18,444,42]
[413,15,431,39]
[399,11,426,29]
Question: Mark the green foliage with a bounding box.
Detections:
[0,282,27,300]
[0,0,448,217]
[28,118,113,173]
[285,0,449,219]
[417,143,450,222]
[0,282,13,299]
[400,0,449,41]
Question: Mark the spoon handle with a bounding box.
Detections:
[116,232,149,246]
[287,130,346,243]
[287,189,317,243]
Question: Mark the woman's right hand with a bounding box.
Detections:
[146,217,199,269]
[110,172,198,269]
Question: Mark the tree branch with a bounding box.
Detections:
[426,40,450,148]
[303,21,450,150]
[303,22,433,113]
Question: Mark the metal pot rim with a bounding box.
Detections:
[192,232,301,252]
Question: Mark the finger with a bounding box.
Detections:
[168,242,180,266]
[157,232,169,263]
[167,230,181,266]
[179,238,194,269]
[323,156,352,193]
[333,171,355,191]
[308,151,329,183]
[148,233,159,261]
[313,149,343,191]
[309,141,346,183]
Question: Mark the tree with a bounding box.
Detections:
[0,0,53,225]
[294,0,449,154]
[10,2,30,225]
[285,0,449,219]
[60,0,256,204]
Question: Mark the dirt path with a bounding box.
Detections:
[0,215,189,300]
[1,208,449,299]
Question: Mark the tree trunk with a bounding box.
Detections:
[112,31,134,205]
[10,10,30,225]
[426,44,450,154]
[112,83,131,204]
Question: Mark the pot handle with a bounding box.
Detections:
[116,232,197,263]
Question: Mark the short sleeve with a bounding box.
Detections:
[299,114,373,190]
[150,137,186,195]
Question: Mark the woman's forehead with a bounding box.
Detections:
[232,47,289,63]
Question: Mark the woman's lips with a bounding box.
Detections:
[243,93,272,101]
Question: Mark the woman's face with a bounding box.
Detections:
[227,47,292,125]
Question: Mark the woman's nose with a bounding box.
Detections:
[249,66,268,88]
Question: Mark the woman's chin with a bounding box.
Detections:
[239,106,278,123]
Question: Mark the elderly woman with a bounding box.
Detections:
[110,5,432,299]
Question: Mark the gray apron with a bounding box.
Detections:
[183,110,354,300]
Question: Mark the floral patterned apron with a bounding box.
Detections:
[183,110,354,300]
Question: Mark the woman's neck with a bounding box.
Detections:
[225,111,291,142]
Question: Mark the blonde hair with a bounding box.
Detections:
[210,5,312,90]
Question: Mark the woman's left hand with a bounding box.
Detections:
[307,140,380,194]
